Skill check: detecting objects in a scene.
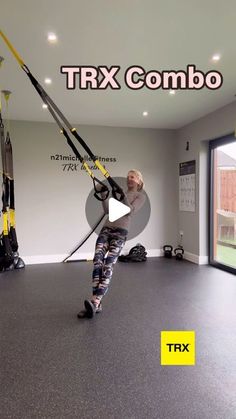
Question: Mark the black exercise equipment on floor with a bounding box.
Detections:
[0,118,13,270]
[118,244,147,262]
[163,245,173,258]
[174,247,184,260]
[163,244,184,260]
[0,85,25,271]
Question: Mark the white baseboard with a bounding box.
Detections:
[198,255,209,265]
[22,249,209,265]
[65,252,94,262]
[147,248,163,257]
[184,251,209,265]
[22,249,161,265]
[23,254,67,265]
[183,251,199,264]
[23,253,95,265]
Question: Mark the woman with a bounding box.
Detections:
[78,169,145,319]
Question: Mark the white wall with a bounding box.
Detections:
[176,100,236,263]
[7,100,236,265]
[8,121,178,263]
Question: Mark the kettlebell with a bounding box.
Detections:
[163,245,173,258]
[174,247,184,260]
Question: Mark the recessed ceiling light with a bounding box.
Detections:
[169,90,175,95]
[42,104,48,109]
[212,54,221,61]
[47,33,57,43]
[143,111,148,116]
[44,78,52,84]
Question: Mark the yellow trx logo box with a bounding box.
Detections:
[161,331,195,366]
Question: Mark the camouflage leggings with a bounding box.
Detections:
[92,226,127,301]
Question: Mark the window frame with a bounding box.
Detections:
[209,133,236,275]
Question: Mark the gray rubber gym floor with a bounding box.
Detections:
[0,258,235,419]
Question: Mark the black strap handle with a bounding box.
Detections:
[107,177,125,201]
[93,178,109,201]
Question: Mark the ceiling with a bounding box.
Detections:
[0,0,236,129]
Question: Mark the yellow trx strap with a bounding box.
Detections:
[2,91,16,228]
[94,160,110,177]
[0,31,24,68]
[9,208,15,228]
[81,161,94,178]
[2,90,11,102]
[0,56,3,114]
[3,212,8,235]
[0,30,124,201]
[2,90,11,134]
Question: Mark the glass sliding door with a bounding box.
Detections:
[209,134,236,274]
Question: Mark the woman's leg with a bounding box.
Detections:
[91,228,109,306]
[92,233,126,307]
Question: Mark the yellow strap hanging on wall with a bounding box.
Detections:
[2,90,11,102]
[2,90,11,133]
[3,212,8,235]
[0,56,3,114]
[9,209,15,228]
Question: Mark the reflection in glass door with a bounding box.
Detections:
[210,136,236,273]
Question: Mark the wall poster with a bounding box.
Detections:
[179,160,196,212]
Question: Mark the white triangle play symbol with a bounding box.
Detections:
[108,198,131,222]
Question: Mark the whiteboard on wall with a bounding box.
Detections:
[179,160,196,212]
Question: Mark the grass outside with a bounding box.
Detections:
[220,237,236,246]
[216,244,236,268]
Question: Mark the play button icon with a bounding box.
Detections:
[85,176,151,241]
[108,198,131,222]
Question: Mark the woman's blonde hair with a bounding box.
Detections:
[128,170,144,191]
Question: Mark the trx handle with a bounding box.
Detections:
[107,177,125,201]
[93,178,109,201]
[64,131,109,201]
[69,130,124,200]
[9,226,18,252]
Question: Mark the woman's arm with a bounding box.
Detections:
[122,192,146,214]
[101,191,109,214]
